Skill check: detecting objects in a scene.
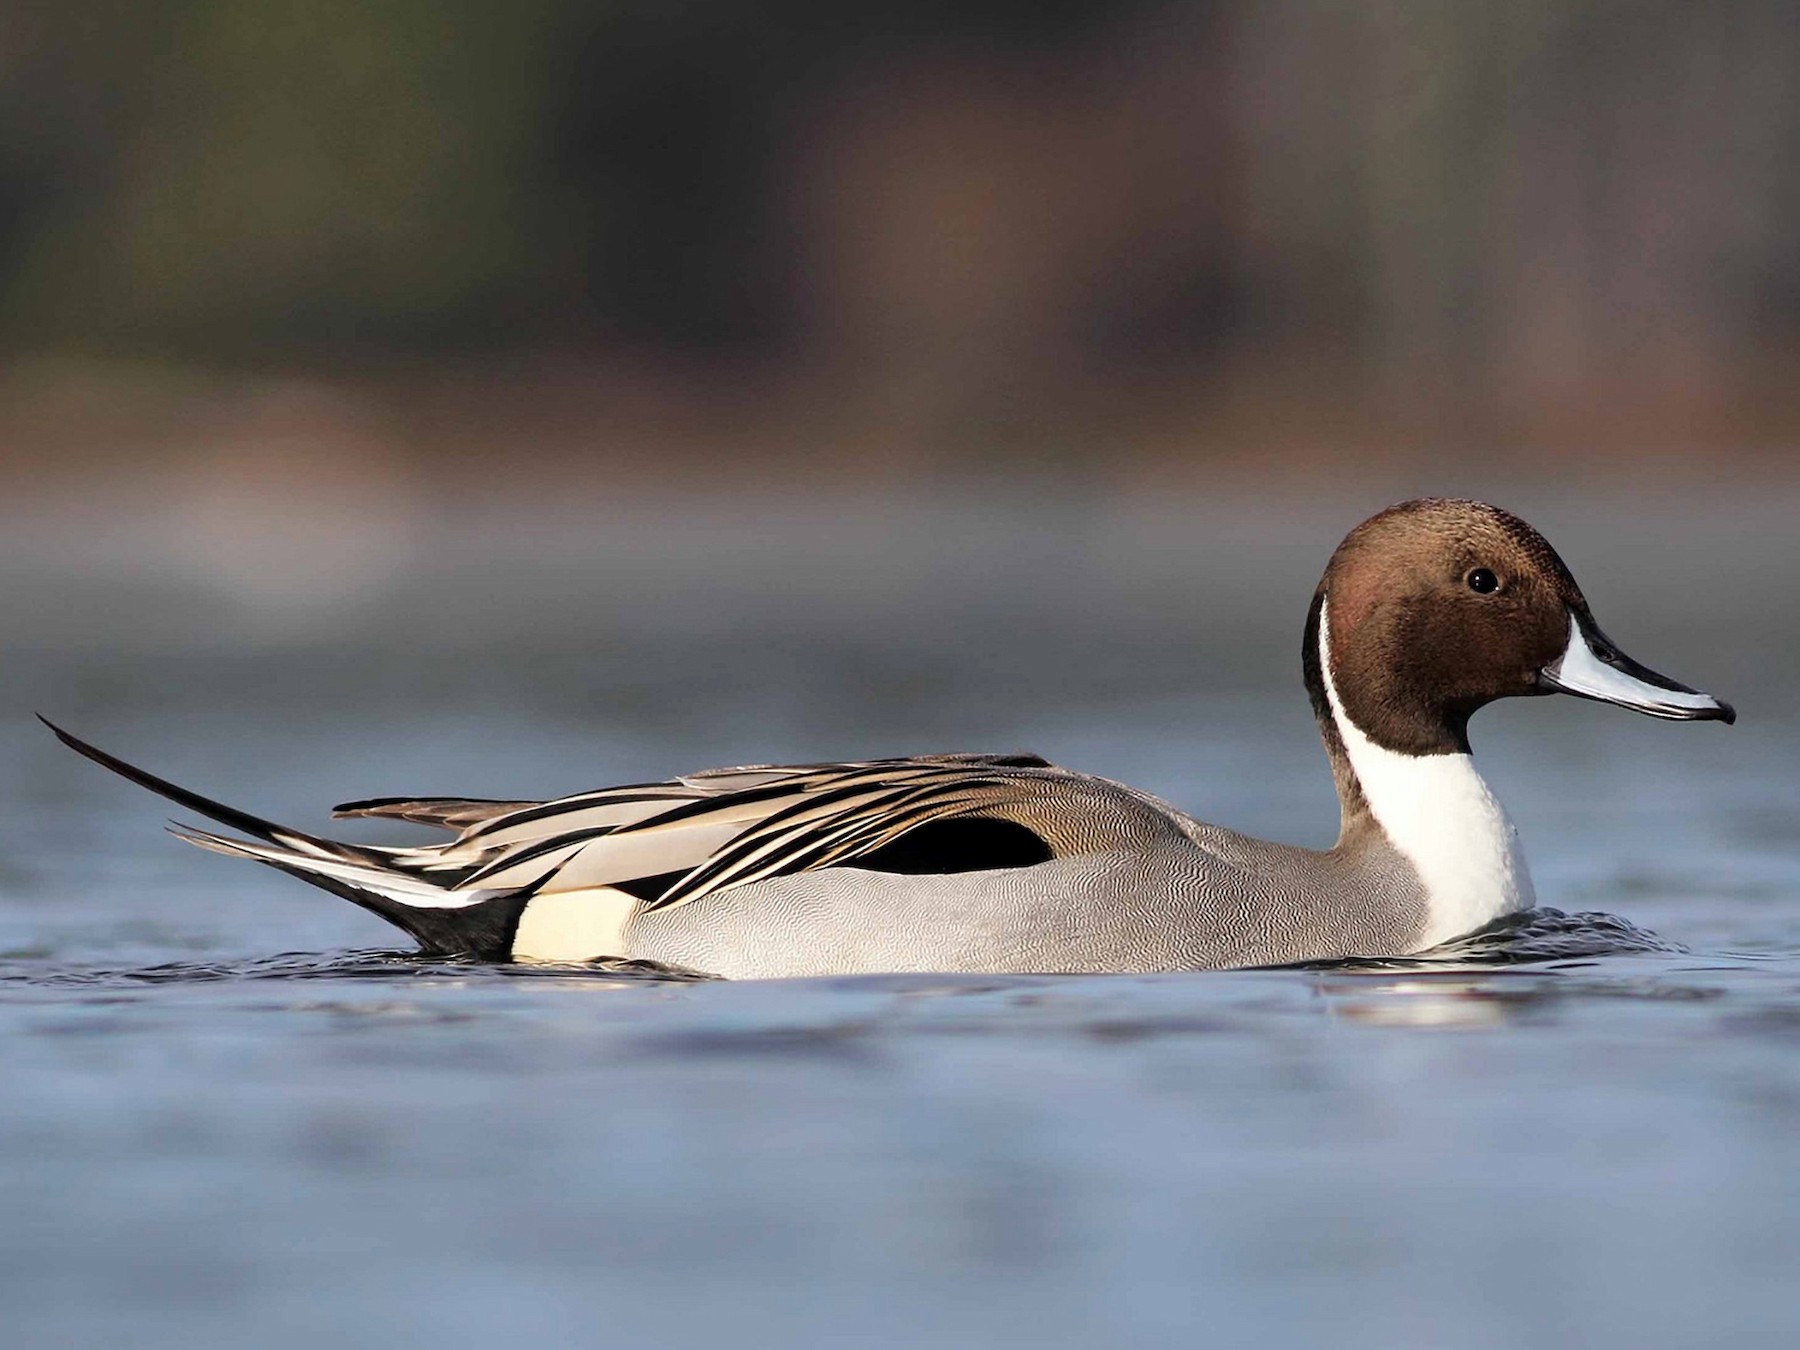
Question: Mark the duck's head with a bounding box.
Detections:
[1308,498,1735,756]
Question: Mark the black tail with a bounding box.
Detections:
[42,718,528,957]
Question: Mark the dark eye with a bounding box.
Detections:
[1466,568,1500,594]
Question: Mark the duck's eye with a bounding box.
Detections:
[1466,568,1500,594]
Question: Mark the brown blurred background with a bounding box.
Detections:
[4,0,1799,492]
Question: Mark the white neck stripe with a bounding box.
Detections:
[1318,597,1535,949]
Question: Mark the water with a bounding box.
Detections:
[2,487,1798,1347]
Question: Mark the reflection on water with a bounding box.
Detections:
[1323,979,1522,1029]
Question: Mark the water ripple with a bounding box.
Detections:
[0,907,1692,990]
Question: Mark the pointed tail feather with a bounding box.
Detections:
[42,717,373,863]
[44,718,530,957]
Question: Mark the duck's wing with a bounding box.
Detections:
[431,752,1072,911]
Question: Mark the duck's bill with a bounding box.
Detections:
[1538,612,1735,723]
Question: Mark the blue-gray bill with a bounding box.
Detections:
[1538,612,1736,723]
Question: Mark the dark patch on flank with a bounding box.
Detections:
[614,869,691,903]
[852,817,1054,874]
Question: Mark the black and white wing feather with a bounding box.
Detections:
[426,753,1067,910]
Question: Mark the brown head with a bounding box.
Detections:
[1303,499,1734,760]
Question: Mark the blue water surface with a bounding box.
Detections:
[2,490,1796,1348]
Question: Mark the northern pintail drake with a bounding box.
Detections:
[49,499,1733,976]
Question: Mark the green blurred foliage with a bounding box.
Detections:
[0,0,1178,361]
[0,0,1797,389]
[1,0,580,351]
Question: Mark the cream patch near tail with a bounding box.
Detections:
[510,887,641,963]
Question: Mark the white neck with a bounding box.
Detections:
[1318,598,1535,949]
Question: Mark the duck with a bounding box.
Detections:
[47,498,1733,977]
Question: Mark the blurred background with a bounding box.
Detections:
[6,0,1800,481]
[0,0,1794,814]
